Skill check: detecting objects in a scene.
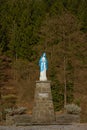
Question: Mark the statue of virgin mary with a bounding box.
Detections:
[39,53,48,81]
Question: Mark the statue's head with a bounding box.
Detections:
[43,52,46,57]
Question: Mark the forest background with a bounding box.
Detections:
[0,0,87,122]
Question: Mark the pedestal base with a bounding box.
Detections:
[32,81,55,124]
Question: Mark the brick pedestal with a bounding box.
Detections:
[32,81,55,124]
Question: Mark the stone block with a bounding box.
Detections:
[6,114,32,126]
[56,113,80,124]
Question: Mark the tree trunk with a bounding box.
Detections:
[64,56,67,106]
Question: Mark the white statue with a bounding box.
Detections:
[39,53,48,81]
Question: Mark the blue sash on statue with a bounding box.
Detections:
[39,54,48,72]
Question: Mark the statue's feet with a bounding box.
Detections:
[39,76,47,81]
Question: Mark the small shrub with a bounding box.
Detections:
[64,103,81,114]
[5,107,27,116]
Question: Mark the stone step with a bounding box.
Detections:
[14,114,32,124]
[56,114,80,124]
[6,114,32,125]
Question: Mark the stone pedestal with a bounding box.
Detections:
[32,81,55,124]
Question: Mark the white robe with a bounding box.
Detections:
[39,57,47,81]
